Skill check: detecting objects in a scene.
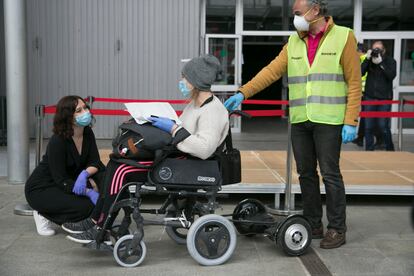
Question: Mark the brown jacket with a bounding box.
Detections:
[239,17,361,126]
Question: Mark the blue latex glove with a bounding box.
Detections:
[342,125,357,144]
[72,170,89,195]
[148,116,175,133]
[224,93,244,111]
[85,189,99,205]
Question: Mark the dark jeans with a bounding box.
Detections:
[291,121,346,232]
[364,97,395,151]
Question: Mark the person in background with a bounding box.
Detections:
[225,0,362,249]
[25,95,105,236]
[353,43,384,148]
[352,43,367,147]
[362,40,396,151]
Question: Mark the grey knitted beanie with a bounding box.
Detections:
[182,54,221,91]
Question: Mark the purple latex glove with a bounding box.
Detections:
[72,170,89,195]
[86,189,99,205]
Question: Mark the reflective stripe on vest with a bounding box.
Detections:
[288,73,345,84]
[287,25,350,125]
[289,95,347,107]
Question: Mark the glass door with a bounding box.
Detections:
[205,34,243,131]
[205,34,242,93]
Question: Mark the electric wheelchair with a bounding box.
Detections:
[87,111,312,267]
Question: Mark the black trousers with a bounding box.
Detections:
[91,160,147,227]
[26,171,105,225]
[291,121,347,232]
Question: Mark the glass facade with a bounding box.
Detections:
[206,0,236,34]
[400,39,414,86]
[362,0,414,31]
[208,38,237,85]
[243,0,353,31]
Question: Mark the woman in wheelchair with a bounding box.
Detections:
[63,55,230,245]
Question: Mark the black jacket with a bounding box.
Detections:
[361,55,396,100]
[25,127,105,194]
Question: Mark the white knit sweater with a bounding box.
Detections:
[176,96,229,160]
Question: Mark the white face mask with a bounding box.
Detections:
[293,14,310,31]
[293,7,322,32]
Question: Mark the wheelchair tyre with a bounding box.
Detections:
[277,216,311,256]
[187,214,236,266]
[113,235,146,267]
[232,199,267,235]
[111,224,132,241]
[165,224,187,245]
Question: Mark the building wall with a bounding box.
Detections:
[26,0,200,138]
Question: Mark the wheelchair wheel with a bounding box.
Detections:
[276,216,311,256]
[232,199,268,236]
[165,212,188,245]
[113,234,146,267]
[165,203,198,245]
[187,214,236,266]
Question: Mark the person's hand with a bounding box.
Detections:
[366,49,372,60]
[372,55,383,65]
[86,189,99,205]
[72,170,89,195]
[342,125,357,144]
[148,116,176,133]
[224,92,244,111]
[88,178,99,192]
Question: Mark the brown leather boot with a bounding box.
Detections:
[312,226,324,239]
[320,229,346,249]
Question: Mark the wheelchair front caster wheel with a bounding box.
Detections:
[113,234,146,267]
[187,214,236,266]
[277,216,311,256]
[110,224,132,241]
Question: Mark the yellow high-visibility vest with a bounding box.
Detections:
[360,54,367,93]
[287,25,350,125]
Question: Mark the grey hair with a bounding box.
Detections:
[308,0,328,16]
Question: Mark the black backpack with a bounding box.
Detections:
[112,119,173,160]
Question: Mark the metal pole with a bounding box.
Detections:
[267,118,302,216]
[398,97,404,151]
[4,0,29,184]
[284,120,293,211]
[87,95,94,109]
[35,105,44,166]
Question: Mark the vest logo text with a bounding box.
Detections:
[321,52,337,56]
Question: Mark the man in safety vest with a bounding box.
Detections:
[225,0,361,249]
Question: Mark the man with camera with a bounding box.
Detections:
[362,41,396,151]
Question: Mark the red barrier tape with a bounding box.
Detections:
[242,100,289,105]
[243,110,285,117]
[92,97,187,104]
[360,111,414,118]
[404,100,414,105]
[361,100,399,105]
[44,106,56,114]
[90,97,412,106]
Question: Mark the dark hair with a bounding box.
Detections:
[53,95,90,138]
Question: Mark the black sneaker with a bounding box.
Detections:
[66,225,112,245]
[62,218,95,234]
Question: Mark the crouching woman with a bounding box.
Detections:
[25,95,105,236]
